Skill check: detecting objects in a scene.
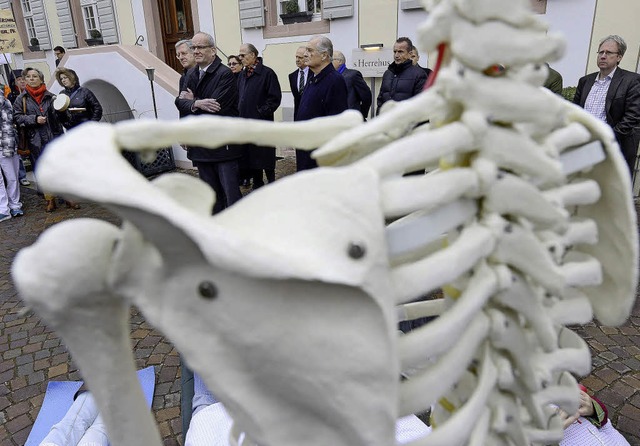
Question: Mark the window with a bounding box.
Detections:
[306,0,321,14]
[82,4,100,37]
[20,0,37,41]
[20,0,31,14]
[278,0,323,17]
[24,16,36,40]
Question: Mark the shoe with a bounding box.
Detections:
[10,208,24,217]
[19,178,30,186]
[45,199,57,213]
[65,201,81,210]
[0,213,10,222]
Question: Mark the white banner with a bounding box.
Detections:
[350,49,393,78]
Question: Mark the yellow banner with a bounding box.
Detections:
[0,9,23,53]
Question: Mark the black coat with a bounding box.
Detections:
[296,63,348,122]
[58,85,103,129]
[574,67,640,173]
[175,56,241,162]
[341,68,371,119]
[377,60,427,113]
[238,63,282,169]
[288,68,312,120]
[13,90,63,163]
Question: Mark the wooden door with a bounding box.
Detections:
[159,0,194,72]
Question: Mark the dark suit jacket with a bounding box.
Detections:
[296,63,348,122]
[342,68,372,119]
[238,62,282,169]
[574,67,640,172]
[288,68,312,119]
[175,56,241,163]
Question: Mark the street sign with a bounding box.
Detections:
[351,49,393,78]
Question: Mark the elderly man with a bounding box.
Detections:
[377,37,427,114]
[288,46,312,120]
[574,35,640,175]
[409,46,432,79]
[332,50,371,119]
[175,32,242,214]
[237,43,282,189]
[295,35,348,171]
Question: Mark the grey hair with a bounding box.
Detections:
[243,43,259,57]
[23,67,44,82]
[312,35,333,58]
[599,35,627,57]
[194,32,216,48]
[175,39,192,50]
[333,50,345,64]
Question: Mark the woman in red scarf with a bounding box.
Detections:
[13,67,71,212]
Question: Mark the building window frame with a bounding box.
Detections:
[265,0,329,39]
[81,3,100,37]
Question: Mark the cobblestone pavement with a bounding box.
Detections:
[1,166,639,445]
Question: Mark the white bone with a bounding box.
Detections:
[115,111,364,152]
[10,0,639,444]
[392,223,495,303]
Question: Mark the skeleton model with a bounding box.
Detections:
[12,0,638,444]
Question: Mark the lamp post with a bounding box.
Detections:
[146,67,158,119]
[359,44,384,119]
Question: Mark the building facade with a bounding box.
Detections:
[2,0,639,167]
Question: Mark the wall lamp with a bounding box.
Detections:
[360,43,383,51]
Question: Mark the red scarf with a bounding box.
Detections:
[26,84,46,105]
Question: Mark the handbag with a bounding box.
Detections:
[16,96,30,156]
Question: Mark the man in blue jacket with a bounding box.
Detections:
[332,50,372,120]
[295,35,348,171]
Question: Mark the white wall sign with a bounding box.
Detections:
[351,49,393,78]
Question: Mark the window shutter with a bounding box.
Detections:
[239,0,264,28]
[322,0,353,20]
[31,0,52,50]
[96,0,118,44]
[400,0,424,10]
[56,0,77,48]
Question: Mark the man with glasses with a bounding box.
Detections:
[175,32,242,214]
[574,35,640,175]
[288,46,312,120]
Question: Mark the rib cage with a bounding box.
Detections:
[11,0,638,445]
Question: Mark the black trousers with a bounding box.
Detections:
[195,160,242,214]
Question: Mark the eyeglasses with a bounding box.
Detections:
[228,62,239,66]
[597,50,619,57]
[192,45,212,51]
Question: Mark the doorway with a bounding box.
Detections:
[159,0,194,72]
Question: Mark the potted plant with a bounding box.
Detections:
[85,29,103,46]
[28,37,40,52]
[279,0,313,24]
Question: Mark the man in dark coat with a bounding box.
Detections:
[377,37,427,114]
[332,50,371,120]
[574,34,640,175]
[295,36,348,171]
[175,39,196,118]
[409,46,433,80]
[175,32,242,214]
[237,43,282,189]
[288,46,312,120]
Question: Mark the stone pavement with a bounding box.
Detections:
[1,177,640,445]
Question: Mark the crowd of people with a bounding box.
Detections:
[173,33,437,214]
[0,55,103,221]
